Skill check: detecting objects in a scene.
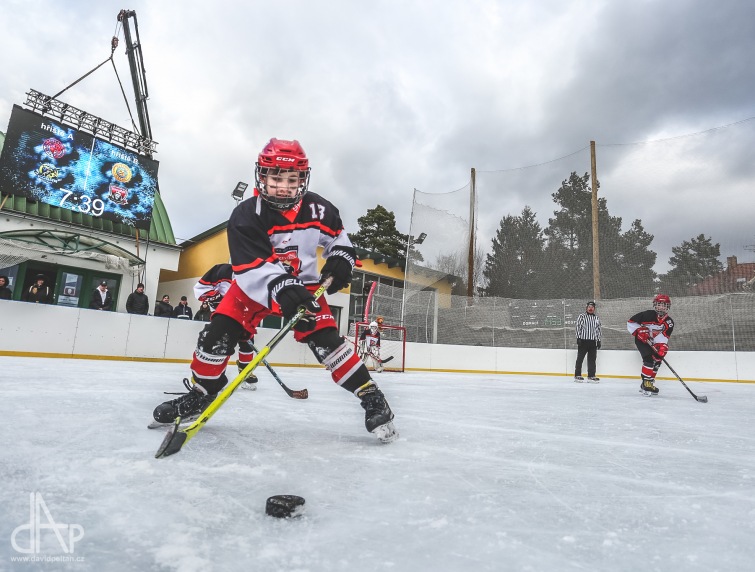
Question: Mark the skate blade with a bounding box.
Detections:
[586,379,600,384]
[639,389,659,396]
[573,379,584,383]
[240,382,258,391]
[372,421,399,443]
[147,414,201,429]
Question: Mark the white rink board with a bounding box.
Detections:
[0,301,752,381]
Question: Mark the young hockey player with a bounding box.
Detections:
[152,138,397,442]
[193,263,258,390]
[359,321,383,373]
[627,294,674,396]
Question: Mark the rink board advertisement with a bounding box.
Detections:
[0,105,159,230]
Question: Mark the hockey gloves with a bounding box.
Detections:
[633,326,651,343]
[653,342,668,360]
[596,340,602,350]
[271,277,321,333]
[319,247,356,294]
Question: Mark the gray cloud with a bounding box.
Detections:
[1,0,754,274]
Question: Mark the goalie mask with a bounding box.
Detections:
[369,321,378,334]
[254,138,311,210]
[653,294,671,316]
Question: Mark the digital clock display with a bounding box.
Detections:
[0,105,159,230]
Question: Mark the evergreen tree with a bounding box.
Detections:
[542,172,657,299]
[348,205,412,263]
[482,207,545,299]
[658,234,723,295]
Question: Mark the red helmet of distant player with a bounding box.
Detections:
[254,138,311,209]
[653,294,671,316]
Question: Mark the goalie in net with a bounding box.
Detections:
[353,318,406,372]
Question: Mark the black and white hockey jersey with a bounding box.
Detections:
[194,263,234,304]
[627,310,674,344]
[228,191,354,308]
[359,329,381,349]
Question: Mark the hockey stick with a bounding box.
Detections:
[646,342,708,403]
[155,279,331,458]
[368,349,394,365]
[249,342,308,399]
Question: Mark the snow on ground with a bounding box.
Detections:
[1,356,754,572]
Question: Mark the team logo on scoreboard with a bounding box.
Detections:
[42,138,66,159]
[36,163,61,182]
[111,162,133,183]
[108,184,129,205]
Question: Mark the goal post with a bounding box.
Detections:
[349,321,406,373]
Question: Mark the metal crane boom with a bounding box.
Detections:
[117,9,153,146]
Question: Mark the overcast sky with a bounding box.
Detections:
[2,0,755,274]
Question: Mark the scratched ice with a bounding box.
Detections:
[2,356,753,571]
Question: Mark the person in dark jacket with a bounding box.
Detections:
[126,283,149,315]
[154,294,173,318]
[172,296,193,320]
[25,274,51,304]
[90,281,113,311]
[194,301,212,322]
[0,275,12,300]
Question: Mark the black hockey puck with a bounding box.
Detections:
[266,495,305,518]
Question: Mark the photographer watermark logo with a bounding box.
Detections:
[11,492,84,555]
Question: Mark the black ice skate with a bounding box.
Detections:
[238,363,258,391]
[148,378,217,429]
[587,376,600,383]
[640,377,659,396]
[357,382,398,443]
[574,375,585,383]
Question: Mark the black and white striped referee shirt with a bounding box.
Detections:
[575,312,601,341]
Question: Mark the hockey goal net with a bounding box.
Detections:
[349,322,406,373]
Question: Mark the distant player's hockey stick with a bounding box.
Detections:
[647,342,708,403]
[249,342,308,400]
[155,279,331,458]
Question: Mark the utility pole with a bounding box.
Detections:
[590,141,600,301]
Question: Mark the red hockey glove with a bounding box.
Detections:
[633,327,650,343]
[654,343,668,359]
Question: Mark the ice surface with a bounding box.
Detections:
[2,357,754,571]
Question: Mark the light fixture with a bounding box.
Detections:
[232,182,248,202]
[414,232,427,245]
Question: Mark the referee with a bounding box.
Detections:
[574,300,601,382]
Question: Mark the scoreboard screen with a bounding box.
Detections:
[0,105,159,230]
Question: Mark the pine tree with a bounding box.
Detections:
[482,207,545,299]
[348,205,411,263]
[658,234,723,295]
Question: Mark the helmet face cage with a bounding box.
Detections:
[255,166,310,209]
[254,138,311,210]
[369,321,378,333]
[653,294,671,315]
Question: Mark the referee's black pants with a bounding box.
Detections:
[575,339,598,377]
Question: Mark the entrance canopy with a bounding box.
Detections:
[0,229,145,270]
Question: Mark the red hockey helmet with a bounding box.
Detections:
[653,293,671,315]
[254,138,311,209]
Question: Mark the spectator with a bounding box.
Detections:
[154,294,173,318]
[126,283,149,315]
[0,275,12,300]
[90,281,113,311]
[172,295,193,320]
[194,301,212,322]
[25,274,51,304]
